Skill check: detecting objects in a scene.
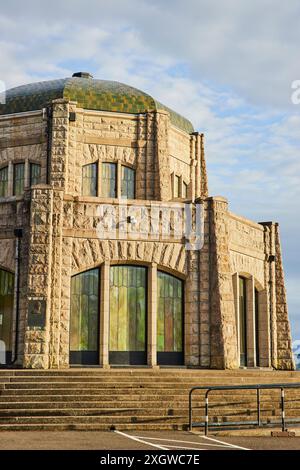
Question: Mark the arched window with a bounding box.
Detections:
[0,269,14,363]
[70,268,100,364]
[157,271,183,365]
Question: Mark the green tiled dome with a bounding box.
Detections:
[0,75,194,133]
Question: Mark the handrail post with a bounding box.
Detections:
[281,388,286,432]
[205,390,209,436]
[257,388,261,427]
[189,389,193,431]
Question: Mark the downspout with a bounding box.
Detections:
[45,105,52,185]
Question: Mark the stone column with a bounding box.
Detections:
[209,196,238,369]
[147,262,157,366]
[100,261,110,367]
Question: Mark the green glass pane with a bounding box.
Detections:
[157,271,183,353]
[30,163,41,186]
[136,284,146,351]
[0,167,8,197]
[109,266,146,352]
[102,163,116,198]
[121,166,135,199]
[109,286,119,351]
[13,163,25,196]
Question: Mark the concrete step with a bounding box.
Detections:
[1,399,297,409]
[6,368,300,375]
[0,423,188,431]
[0,415,188,425]
[0,407,298,418]
[6,375,300,383]
[0,369,299,431]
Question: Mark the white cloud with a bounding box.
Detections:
[0,0,299,338]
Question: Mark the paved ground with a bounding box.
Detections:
[0,430,300,450]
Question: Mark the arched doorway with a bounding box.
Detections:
[157,271,184,365]
[109,265,147,365]
[69,268,100,365]
[239,276,247,367]
[255,288,260,367]
[0,268,14,364]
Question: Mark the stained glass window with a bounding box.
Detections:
[13,163,25,196]
[239,276,247,366]
[102,163,116,198]
[0,167,8,197]
[30,163,41,186]
[0,269,14,354]
[82,162,97,196]
[109,266,146,353]
[157,271,183,353]
[121,166,135,199]
[70,269,99,353]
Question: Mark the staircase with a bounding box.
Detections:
[0,369,300,431]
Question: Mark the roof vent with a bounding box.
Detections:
[72,72,93,79]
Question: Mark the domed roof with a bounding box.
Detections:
[0,74,194,133]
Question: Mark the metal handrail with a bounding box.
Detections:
[189,382,300,435]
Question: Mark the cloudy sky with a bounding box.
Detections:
[1,0,300,340]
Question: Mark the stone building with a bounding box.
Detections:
[0,72,294,370]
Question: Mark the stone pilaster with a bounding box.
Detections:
[48,189,64,368]
[136,114,147,200]
[209,196,238,369]
[23,186,53,368]
[147,263,157,366]
[199,133,208,198]
[145,112,155,200]
[274,224,294,370]
[100,261,110,367]
[154,110,171,201]
[261,222,277,368]
[49,99,69,189]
